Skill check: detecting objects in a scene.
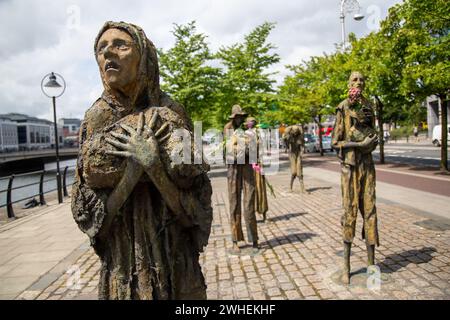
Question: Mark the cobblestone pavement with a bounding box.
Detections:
[17,168,450,300]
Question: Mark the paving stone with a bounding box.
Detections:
[2,170,449,301]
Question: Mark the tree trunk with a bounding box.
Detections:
[439,94,448,171]
[318,115,324,157]
[375,96,385,164]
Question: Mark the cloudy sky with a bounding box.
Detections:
[0,0,401,121]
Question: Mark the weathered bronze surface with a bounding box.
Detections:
[246,117,268,222]
[282,125,306,192]
[224,106,259,252]
[331,71,379,285]
[71,21,212,300]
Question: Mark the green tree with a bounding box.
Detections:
[215,22,280,127]
[158,21,221,128]
[276,67,312,125]
[382,0,450,170]
[347,31,408,163]
[277,52,350,156]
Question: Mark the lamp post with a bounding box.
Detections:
[41,72,66,204]
[340,0,365,50]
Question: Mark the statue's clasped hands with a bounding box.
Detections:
[105,111,171,169]
[360,134,378,149]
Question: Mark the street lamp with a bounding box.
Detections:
[41,72,66,204]
[340,0,365,50]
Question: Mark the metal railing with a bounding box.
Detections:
[0,165,76,219]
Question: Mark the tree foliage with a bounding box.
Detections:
[275,0,449,167]
[159,21,280,129]
[214,22,280,126]
[158,21,221,128]
[158,1,448,168]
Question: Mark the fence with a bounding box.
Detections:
[0,165,76,219]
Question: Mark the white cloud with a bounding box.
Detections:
[0,0,401,121]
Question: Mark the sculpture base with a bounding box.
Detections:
[227,246,264,257]
[330,266,391,287]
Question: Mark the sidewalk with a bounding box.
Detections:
[0,199,89,299]
[302,156,450,220]
[1,163,449,300]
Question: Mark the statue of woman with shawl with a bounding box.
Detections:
[71,21,213,300]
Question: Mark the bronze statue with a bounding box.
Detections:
[71,21,213,299]
[282,125,306,193]
[245,117,268,222]
[331,71,379,285]
[224,105,259,253]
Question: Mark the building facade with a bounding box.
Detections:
[58,118,81,137]
[305,115,336,136]
[0,116,19,152]
[58,118,81,147]
[0,113,63,151]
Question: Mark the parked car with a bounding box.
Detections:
[314,135,333,152]
[432,125,450,147]
[304,134,316,153]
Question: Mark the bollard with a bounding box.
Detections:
[6,175,15,219]
[63,166,68,197]
[39,171,46,205]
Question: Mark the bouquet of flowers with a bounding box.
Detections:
[348,87,373,124]
[348,87,362,109]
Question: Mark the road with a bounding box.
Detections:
[310,141,449,168]
[305,155,449,194]
[373,143,450,167]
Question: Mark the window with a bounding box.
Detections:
[18,126,27,143]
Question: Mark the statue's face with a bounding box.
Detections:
[349,72,365,91]
[96,28,140,95]
[233,115,245,127]
[246,120,256,129]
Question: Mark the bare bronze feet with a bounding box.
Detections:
[299,177,306,193]
[252,241,260,254]
[232,241,240,254]
[367,244,375,266]
[342,241,352,285]
[290,176,295,192]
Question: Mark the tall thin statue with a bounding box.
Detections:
[331,71,379,285]
[224,105,259,253]
[283,125,306,193]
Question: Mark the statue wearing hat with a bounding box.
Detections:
[224,105,259,253]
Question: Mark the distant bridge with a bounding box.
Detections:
[0,149,78,175]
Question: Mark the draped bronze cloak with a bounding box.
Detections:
[71,21,213,300]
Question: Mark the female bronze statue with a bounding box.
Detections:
[72,21,212,300]
[245,117,268,222]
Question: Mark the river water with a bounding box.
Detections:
[0,159,76,208]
